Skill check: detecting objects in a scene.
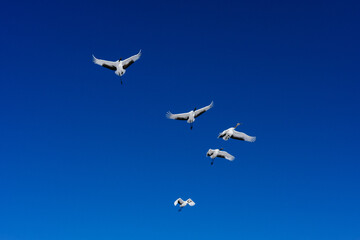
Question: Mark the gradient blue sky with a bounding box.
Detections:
[1,0,360,239]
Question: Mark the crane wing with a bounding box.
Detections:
[218,151,235,161]
[122,50,142,69]
[206,149,215,156]
[232,130,256,142]
[93,55,117,71]
[218,129,227,138]
[166,111,190,120]
[174,198,184,206]
[186,198,195,206]
[194,101,213,118]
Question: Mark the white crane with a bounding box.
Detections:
[218,123,256,142]
[92,50,142,84]
[206,148,235,165]
[174,198,195,211]
[166,101,213,129]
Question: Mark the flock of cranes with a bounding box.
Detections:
[93,50,256,211]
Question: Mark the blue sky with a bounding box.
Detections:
[1,0,360,239]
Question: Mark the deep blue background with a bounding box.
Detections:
[1,0,360,239]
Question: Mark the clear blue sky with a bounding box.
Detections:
[1,0,360,239]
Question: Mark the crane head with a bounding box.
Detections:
[235,123,242,128]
